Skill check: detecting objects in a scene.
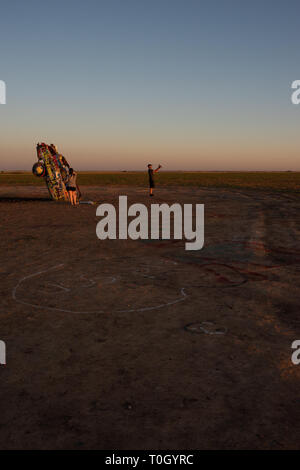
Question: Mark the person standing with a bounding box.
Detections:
[147,163,162,196]
[67,168,78,206]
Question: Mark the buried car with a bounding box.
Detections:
[32,143,80,201]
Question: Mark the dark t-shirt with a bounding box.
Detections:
[148,168,154,187]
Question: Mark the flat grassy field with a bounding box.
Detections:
[0,171,299,192]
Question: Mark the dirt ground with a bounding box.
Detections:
[0,184,300,450]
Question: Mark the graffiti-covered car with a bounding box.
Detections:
[32,143,71,201]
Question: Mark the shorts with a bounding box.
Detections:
[67,186,76,192]
[149,181,155,188]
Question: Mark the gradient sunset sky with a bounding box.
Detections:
[0,0,300,170]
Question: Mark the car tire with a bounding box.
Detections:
[32,161,46,177]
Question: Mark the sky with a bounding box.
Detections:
[0,0,300,171]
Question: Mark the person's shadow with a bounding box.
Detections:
[0,196,51,202]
